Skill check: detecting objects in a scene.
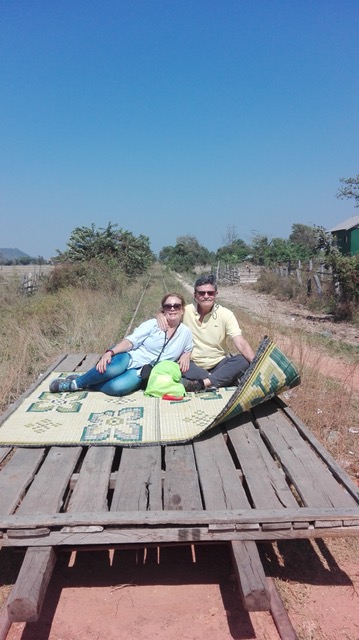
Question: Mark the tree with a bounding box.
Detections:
[57,222,155,276]
[221,224,239,247]
[337,174,359,207]
[159,236,213,272]
[216,238,250,264]
[251,233,270,265]
[289,223,319,258]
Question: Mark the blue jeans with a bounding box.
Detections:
[75,353,142,396]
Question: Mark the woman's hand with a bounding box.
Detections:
[178,352,191,373]
[96,352,113,374]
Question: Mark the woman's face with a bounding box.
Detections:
[162,296,184,323]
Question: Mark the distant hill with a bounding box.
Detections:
[0,248,32,261]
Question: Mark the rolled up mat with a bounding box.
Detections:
[202,335,301,432]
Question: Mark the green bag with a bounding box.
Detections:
[144,361,186,398]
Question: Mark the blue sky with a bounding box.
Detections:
[1,0,358,259]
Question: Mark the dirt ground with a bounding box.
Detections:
[1,281,359,640]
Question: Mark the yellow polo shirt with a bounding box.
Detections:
[183,303,242,369]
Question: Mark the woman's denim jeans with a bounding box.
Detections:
[76,353,142,396]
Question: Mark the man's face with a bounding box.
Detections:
[194,284,218,311]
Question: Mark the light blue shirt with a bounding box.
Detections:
[125,319,192,372]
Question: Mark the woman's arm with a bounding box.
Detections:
[96,338,133,373]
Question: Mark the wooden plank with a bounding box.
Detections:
[111,446,162,511]
[1,506,359,529]
[0,448,45,515]
[226,414,299,509]
[6,447,82,623]
[275,397,359,503]
[55,353,87,372]
[0,447,11,465]
[7,547,56,622]
[253,402,357,508]
[163,445,202,510]
[194,430,270,611]
[67,447,115,513]
[194,429,249,508]
[3,524,359,547]
[17,447,82,515]
[76,353,101,371]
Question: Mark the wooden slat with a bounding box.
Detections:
[16,447,82,515]
[194,429,270,611]
[0,447,11,465]
[194,429,249,508]
[67,447,115,513]
[76,354,101,371]
[226,414,299,509]
[276,397,359,502]
[163,445,202,510]
[0,448,45,515]
[2,506,359,529]
[55,353,87,372]
[3,524,359,548]
[253,402,357,508]
[111,446,162,511]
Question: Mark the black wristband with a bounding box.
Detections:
[105,349,115,357]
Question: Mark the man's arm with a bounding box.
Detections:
[156,312,169,332]
[232,335,255,363]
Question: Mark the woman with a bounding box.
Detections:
[49,293,192,397]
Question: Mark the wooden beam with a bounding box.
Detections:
[2,524,359,548]
[0,607,11,640]
[7,547,56,622]
[1,506,359,530]
[267,577,299,640]
[230,541,270,611]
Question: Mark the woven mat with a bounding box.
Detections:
[0,337,300,447]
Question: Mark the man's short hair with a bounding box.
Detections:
[194,273,217,290]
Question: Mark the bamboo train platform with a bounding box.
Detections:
[0,352,359,640]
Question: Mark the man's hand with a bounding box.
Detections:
[156,312,169,332]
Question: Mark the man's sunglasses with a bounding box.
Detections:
[163,303,182,310]
[195,290,217,297]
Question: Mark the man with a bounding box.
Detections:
[159,274,255,391]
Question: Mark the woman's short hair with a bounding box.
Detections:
[161,292,186,308]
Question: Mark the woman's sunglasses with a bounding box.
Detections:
[163,303,182,310]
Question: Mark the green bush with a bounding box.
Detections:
[44,259,126,294]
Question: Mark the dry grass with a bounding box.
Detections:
[0,265,184,414]
[234,307,359,479]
